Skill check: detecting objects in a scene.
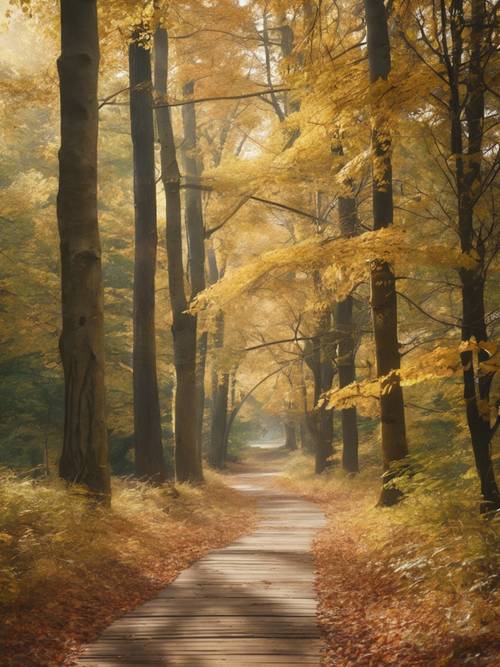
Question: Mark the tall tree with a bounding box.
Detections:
[397,0,499,510]
[303,305,336,474]
[181,79,207,471]
[207,248,229,469]
[335,190,360,474]
[154,27,202,483]
[284,419,298,451]
[129,27,166,483]
[444,0,499,510]
[364,0,408,504]
[56,0,110,499]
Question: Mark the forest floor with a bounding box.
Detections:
[74,465,325,666]
[0,469,256,667]
[245,447,500,667]
[2,450,498,667]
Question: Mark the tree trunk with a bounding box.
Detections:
[181,80,206,299]
[181,79,207,473]
[284,421,297,451]
[364,0,408,505]
[299,420,313,452]
[298,360,314,453]
[56,0,110,499]
[336,295,359,473]
[304,309,335,474]
[208,307,229,468]
[206,246,231,469]
[336,194,359,473]
[209,369,230,469]
[129,29,166,484]
[196,330,208,465]
[449,0,499,510]
[153,27,202,484]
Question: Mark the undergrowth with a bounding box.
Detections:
[280,450,500,666]
[0,468,256,667]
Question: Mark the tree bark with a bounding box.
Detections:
[195,330,208,464]
[304,308,335,474]
[284,420,297,451]
[209,367,230,469]
[336,191,360,473]
[205,246,231,469]
[56,0,110,499]
[364,0,408,505]
[208,308,229,468]
[153,27,202,484]
[129,29,166,484]
[299,360,314,453]
[181,79,207,472]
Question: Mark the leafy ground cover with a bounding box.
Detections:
[280,453,500,666]
[0,469,256,667]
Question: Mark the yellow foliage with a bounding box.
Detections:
[194,228,474,312]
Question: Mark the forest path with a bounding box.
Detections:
[75,451,325,666]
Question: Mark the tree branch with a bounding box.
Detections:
[154,88,291,108]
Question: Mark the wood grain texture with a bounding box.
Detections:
[75,471,325,666]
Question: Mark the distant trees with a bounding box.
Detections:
[56,0,110,499]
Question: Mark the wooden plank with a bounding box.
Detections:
[80,638,322,656]
[78,659,321,666]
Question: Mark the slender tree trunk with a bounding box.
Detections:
[336,296,359,473]
[298,359,314,453]
[364,0,408,505]
[224,371,238,460]
[209,369,230,469]
[181,80,206,300]
[336,194,359,473]
[206,246,231,468]
[284,420,297,450]
[129,29,165,483]
[304,309,335,474]
[195,331,208,464]
[449,0,499,510]
[208,309,229,468]
[153,27,202,484]
[181,79,207,473]
[56,0,110,499]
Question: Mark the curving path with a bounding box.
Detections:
[76,467,326,667]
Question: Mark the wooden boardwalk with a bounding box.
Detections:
[76,470,325,667]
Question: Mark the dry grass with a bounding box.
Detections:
[0,468,256,667]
